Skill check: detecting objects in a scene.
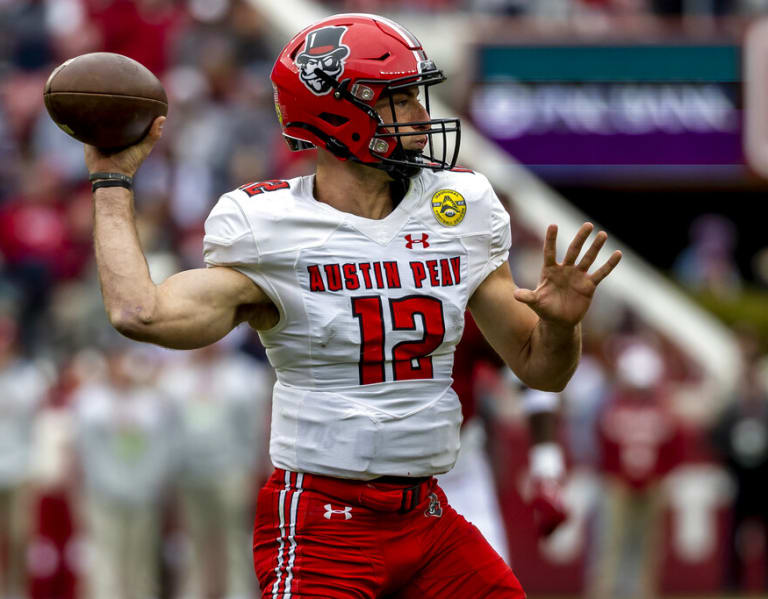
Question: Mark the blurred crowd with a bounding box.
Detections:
[324,0,768,16]
[0,2,290,597]
[1,1,768,598]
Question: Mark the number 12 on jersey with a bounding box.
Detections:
[351,295,446,385]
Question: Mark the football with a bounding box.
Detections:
[43,52,167,152]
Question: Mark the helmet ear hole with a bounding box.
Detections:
[352,133,360,141]
[318,112,349,127]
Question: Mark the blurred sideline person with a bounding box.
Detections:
[72,346,177,599]
[0,314,52,599]
[586,339,684,599]
[157,343,272,599]
[80,13,620,597]
[436,313,510,560]
[711,329,768,593]
[438,315,567,563]
[519,388,569,538]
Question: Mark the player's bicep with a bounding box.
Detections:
[134,266,270,349]
[468,263,539,373]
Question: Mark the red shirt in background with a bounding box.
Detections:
[85,0,187,75]
[598,390,684,489]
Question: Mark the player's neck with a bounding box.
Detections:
[314,150,396,220]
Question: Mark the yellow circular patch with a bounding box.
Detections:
[431,189,467,227]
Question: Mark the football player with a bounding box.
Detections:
[84,13,621,598]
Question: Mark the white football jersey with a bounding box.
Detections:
[203,168,510,480]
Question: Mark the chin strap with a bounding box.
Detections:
[354,147,424,181]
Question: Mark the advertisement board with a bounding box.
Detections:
[469,44,744,181]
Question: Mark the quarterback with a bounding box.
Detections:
[84,13,621,598]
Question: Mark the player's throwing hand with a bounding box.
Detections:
[513,223,622,327]
[84,116,166,179]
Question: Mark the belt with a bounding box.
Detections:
[275,469,435,513]
[375,475,431,485]
[371,475,433,512]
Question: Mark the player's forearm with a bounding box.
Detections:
[92,187,159,336]
[518,319,581,392]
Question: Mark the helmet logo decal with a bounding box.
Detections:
[295,26,350,96]
[431,190,467,227]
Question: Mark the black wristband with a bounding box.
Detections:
[92,179,133,193]
[89,172,133,185]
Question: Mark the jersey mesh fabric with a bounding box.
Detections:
[203,169,511,479]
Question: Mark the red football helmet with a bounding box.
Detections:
[270,13,460,180]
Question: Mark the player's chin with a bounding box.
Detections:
[400,141,426,155]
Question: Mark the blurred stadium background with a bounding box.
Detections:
[2,0,768,597]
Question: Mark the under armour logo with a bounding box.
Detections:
[324,504,352,520]
[424,493,443,518]
[405,233,430,249]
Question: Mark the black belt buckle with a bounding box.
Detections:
[400,482,423,513]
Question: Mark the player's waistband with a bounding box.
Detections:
[271,468,435,513]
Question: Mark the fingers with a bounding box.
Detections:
[542,222,620,284]
[563,222,594,265]
[150,115,165,140]
[577,230,607,271]
[140,116,166,149]
[590,250,623,285]
[543,224,558,267]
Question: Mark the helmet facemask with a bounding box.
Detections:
[366,67,461,180]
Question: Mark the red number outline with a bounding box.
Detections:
[352,296,386,385]
[239,180,289,196]
[351,295,445,385]
[390,296,445,381]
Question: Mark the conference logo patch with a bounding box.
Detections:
[431,189,466,227]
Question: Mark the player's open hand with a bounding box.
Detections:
[513,223,621,328]
[84,116,165,179]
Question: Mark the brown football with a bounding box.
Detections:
[43,52,167,152]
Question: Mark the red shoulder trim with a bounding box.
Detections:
[424,163,475,174]
[238,180,290,197]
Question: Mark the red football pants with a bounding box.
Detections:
[253,469,525,598]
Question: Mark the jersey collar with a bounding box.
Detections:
[299,173,424,246]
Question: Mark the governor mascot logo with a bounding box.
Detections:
[296,26,350,95]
